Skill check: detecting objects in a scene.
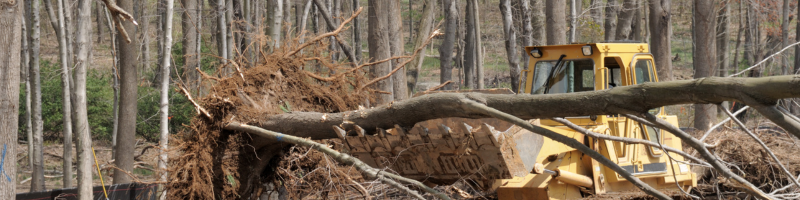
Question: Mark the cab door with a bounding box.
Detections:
[625,54,668,175]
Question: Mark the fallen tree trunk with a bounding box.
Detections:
[257,75,800,140]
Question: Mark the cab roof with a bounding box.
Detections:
[524,43,650,54]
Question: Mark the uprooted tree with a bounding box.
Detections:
[163,6,800,200]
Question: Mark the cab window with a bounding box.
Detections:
[633,59,654,84]
[531,59,595,94]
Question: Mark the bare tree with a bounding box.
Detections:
[159,0,174,199]
[351,0,361,63]
[649,0,672,80]
[21,10,32,177]
[0,0,23,198]
[590,0,603,28]
[473,0,483,89]
[795,0,800,74]
[780,0,789,75]
[406,0,434,93]
[272,0,283,48]
[225,0,233,59]
[74,0,95,198]
[604,0,619,41]
[500,0,519,92]
[531,0,545,45]
[26,0,45,191]
[368,0,393,103]
[464,0,475,89]
[217,0,227,62]
[388,0,407,100]
[56,0,73,189]
[545,0,567,45]
[182,0,199,89]
[438,0,457,91]
[716,1,730,77]
[517,0,532,78]
[96,1,105,43]
[615,0,636,40]
[631,2,642,41]
[114,0,140,185]
[693,0,716,131]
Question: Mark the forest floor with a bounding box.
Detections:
[14,140,163,193]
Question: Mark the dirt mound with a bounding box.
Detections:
[165,37,372,199]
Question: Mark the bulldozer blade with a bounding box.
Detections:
[339,117,544,187]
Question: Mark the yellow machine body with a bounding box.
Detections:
[337,43,696,200]
[495,43,696,199]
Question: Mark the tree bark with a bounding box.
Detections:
[159,0,174,199]
[0,0,23,198]
[631,0,642,41]
[388,0,407,100]
[780,0,789,75]
[464,0,475,89]
[225,0,233,59]
[473,0,483,89]
[368,0,393,103]
[114,0,139,185]
[272,0,283,48]
[27,0,45,191]
[438,0,457,90]
[217,0,227,62]
[692,0,716,131]
[500,0,519,92]
[531,0,545,45]
[518,0,532,78]
[716,1,730,77]
[254,75,800,140]
[182,0,199,89]
[569,0,576,43]
[328,0,338,61]
[351,0,362,64]
[283,0,291,37]
[74,0,95,198]
[604,0,619,41]
[57,0,73,189]
[795,0,800,74]
[649,0,672,80]
[21,10,32,178]
[96,0,104,43]
[590,0,603,28]
[545,0,567,45]
[615,0,636,40]
[406,0,434,93]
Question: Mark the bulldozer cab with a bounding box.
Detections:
[522,43,658,94]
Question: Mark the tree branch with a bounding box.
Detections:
[286,7,363,58]
[311,0,359,64]
[256,76,800,140]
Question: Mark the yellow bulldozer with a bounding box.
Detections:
[336,43,697,199]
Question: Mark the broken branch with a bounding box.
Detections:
[286,7,363,58]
